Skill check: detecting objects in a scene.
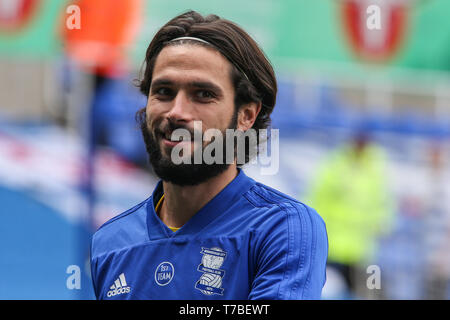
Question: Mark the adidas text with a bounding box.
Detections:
[107,273,131,297]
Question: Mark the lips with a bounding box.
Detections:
[155,129,193,149]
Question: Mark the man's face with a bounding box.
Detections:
[141,44,237,185]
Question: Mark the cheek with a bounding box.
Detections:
[145,104,163,129]
[144,109,153,130]
[203,103,235,131]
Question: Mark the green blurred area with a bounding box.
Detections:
[0,0,449,73]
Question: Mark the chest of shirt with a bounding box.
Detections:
[94,236,254,299]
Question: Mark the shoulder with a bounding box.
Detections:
[91,197,151,259]
[245,182,326,228]
[244,182,328,299]
[241,182,328,253]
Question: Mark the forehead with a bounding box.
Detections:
[151,44,234,91]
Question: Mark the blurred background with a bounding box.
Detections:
[0,0,449,300]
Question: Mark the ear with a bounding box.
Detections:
[237,101,262,131]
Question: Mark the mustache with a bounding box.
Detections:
[152,119,198,140]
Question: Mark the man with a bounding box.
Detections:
[90,10,328,300]
[308,132,392,298]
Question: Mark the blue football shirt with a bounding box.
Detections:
[90,169,328,300]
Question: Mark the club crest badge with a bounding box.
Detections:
[195,247,227,295]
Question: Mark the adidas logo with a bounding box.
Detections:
[107,273,131,297]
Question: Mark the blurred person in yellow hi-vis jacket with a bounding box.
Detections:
[308,131,393,297]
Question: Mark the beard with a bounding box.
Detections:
[140,112,238,186]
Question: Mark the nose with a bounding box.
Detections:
[166,90,193,124]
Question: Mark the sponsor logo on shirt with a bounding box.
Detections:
[155,261,175,286]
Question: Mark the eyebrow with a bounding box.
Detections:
[150,78,224,96]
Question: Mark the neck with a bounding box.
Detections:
[158,165,239,228]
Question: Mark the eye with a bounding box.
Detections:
[196,90,215,100]
[151,87,174,101]
[155,87,172,96]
